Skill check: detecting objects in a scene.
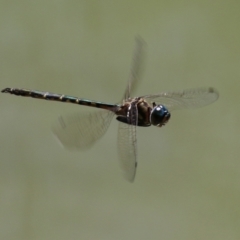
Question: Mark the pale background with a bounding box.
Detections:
[1,1,239,240]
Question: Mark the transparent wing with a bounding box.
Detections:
[142,87,219,111]
[117,103,138,182]
[52,110,114,150]
[124,36,146,100]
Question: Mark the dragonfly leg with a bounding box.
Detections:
[116,116,128,124]
[116,116,150,127]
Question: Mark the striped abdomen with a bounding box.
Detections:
[2,88,119,112]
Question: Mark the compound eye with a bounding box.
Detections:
[150,105,171,127]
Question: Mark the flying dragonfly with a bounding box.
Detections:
[1,37,219,182]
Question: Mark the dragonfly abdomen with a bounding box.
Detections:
[2,88,118,111]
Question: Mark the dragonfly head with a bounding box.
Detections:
[150,104,171,127]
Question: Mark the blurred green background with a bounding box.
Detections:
[1,1,240,239]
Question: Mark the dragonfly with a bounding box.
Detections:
[1,37,219,182]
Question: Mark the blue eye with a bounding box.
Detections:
[150,105,171,127]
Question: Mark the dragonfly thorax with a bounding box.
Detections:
[150,104,170,127]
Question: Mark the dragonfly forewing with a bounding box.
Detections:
[117,102,138,182]
[142,87,219,111]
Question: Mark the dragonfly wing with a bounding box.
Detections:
[124,36,146,100]
[52,110,114,150]
[117,103,138,182]
[142,87,219,111]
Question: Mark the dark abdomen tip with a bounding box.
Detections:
[1,88,11,93]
